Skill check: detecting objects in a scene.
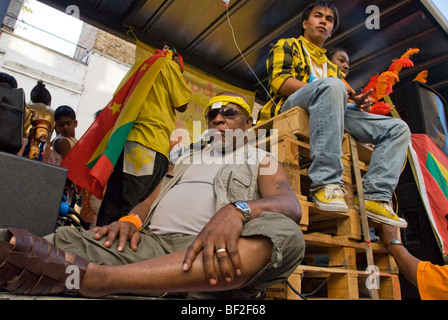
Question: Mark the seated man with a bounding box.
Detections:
[257,1,410,228]
[0,92,305,299]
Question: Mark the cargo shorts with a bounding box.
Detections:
[48,211,305,299]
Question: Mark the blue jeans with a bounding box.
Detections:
[280,77,410,202]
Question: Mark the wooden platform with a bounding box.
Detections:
[250,107,401,300]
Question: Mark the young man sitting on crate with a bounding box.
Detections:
[258,1,410,228]
[0,93,305,299]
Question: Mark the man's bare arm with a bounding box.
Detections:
[381,225,420,287]
[247,155,302,223]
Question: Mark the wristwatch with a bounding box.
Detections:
[233,201,251,225]
[387,239,404,252]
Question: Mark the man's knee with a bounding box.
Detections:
[391,118,411,142]
[53,226,84,246]
[319,77,347,93]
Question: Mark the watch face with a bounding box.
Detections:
[236,201,250,212]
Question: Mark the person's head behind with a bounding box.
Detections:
[158,41,184,73]
[0,72,18,89]
[30,80,52,106]
[203,92,253,152]
[301,1,339,44]
[54,105,77,138]
[326,47,350,75]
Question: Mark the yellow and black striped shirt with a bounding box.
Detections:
[258,37,342,122]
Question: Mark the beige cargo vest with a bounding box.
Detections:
[142,145,266,229]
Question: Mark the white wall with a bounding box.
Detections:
[0,30,85,138]
[75,51,131,137]
[0,30,131,139]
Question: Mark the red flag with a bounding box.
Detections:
[61,51,172,199]
[409,134,448,257]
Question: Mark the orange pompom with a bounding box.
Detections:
[368,101,391,116]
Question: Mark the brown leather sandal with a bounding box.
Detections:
[0,227,89,296]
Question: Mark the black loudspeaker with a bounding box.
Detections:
[390,81,448,157]
[0,151,67,236]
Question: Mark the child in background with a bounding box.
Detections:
[52,105,81,221]
[52,105,78,165]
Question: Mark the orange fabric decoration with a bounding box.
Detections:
[400,48,420,59]
[362,48,422,115]
[375,71,399,100]
[388,58,414,74]
[414,70,428,84]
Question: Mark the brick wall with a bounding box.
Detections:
[93,29,136,65]
[73,23,98,61]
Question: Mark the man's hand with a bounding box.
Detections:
[182,204,244,285]
[349,89,373,110]
[91,221,141,252]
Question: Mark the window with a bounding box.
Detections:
[14,0,83,57]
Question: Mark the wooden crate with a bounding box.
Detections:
[265,228,400,300]
[250,132,301,165]
[251,106,310,140]
[265,265,401,300]
[266,238,401,300]
[293,133,365,167]
[282,162,302,195]
[254,107,372,241]
[255,106,401,300]
[251,107,372,168]
[302,233,398,272]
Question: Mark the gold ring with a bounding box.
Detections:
[216,248,227,254]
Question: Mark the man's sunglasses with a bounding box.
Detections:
[205,107,241,120]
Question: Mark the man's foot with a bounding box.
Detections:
[355,199,408,228]
[311,184,348,212]
[0,227,89,296]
